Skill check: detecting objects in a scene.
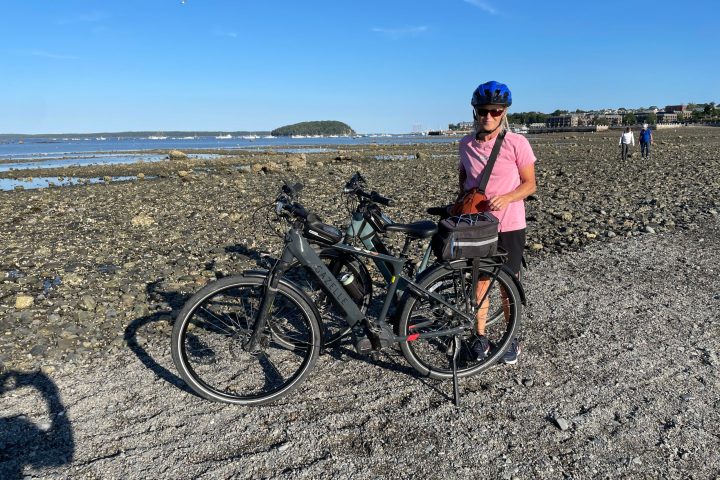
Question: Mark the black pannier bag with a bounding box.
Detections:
[431,212,499,261]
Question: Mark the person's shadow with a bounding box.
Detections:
[0,370,74,479]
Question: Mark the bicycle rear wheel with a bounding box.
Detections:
[171,275,321,405]
[397,261,522,380]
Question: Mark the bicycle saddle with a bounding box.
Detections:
[384,220,438,239]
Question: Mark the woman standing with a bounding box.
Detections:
[457,81,537,364]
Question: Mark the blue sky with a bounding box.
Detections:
[2,0,718,134]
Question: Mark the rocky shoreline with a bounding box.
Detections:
[1,128,719,372]
[1,126,719,478]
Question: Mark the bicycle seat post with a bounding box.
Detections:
[399,236,414,258]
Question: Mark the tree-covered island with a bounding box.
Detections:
[271,121,355,136]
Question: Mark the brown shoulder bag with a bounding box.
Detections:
[450,130,506,216]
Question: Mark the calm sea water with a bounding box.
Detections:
[0,134,458,190]
[0,134,457,164]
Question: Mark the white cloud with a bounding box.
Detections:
[57,12,107,25]
[14,49,80,60]
[213,30,238,38]
[463,0,498,15]
[372,26,428,38]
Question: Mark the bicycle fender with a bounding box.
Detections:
[424,259,526,306]
[501,264,526,306]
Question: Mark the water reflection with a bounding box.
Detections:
[0,175,149,191]
[0,152,221,173]
[0,154,167,172]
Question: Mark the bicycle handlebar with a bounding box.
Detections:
[275,183,309,220]
[343,174,396,207]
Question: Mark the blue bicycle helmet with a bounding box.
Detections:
[471,81,512,107]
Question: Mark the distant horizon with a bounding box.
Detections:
[2,100,715,137]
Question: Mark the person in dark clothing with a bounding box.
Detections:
[639,123,653,158]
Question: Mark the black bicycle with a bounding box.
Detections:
[283,172,522,349]
[171,182,524,405]
[280,172,441,348]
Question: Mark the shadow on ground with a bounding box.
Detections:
[0,370,74,480]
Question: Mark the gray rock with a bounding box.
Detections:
[554,417,570,431]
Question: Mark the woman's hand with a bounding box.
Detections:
[489,194,512,211]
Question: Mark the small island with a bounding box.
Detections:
[271,120,355,137]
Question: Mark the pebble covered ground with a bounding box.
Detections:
[1,127,719,478]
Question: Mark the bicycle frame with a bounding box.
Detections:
[346,211,434,287]
[247,224,505,350]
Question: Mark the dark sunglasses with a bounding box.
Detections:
[474,108,505,118]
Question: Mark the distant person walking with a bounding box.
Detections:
[619,127,635,161]
[639,123,653,158]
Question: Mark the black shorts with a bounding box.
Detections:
[498,229,525,275]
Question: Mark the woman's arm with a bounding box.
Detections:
[458,166,467,198]
[488,163,537,211]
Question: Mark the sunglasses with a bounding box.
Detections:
[474,108,505,118]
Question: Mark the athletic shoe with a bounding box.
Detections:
[502,338,521,365]
[469,335,491,361]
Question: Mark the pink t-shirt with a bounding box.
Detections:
[458,131,536,232]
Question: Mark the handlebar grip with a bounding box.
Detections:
[282,202,308,219]
[370,191,395,207]
[426,206,450,216]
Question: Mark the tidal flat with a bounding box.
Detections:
[1,127,719,478]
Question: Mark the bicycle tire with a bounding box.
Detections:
[284,249,372,348]
[171,274,321,406]
[397,261,522,380]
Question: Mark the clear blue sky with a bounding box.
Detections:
[2,0,718,134]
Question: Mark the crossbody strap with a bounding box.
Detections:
[477,130,506,194]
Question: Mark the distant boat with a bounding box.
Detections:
[180,136,196,140]
[96,136,107,141]
[263,135,275,139]
[291,135,306,138]
[241,135,259,140]
[148,135,168,140]
[215,134,232,139]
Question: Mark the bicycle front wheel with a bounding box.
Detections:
[171,275,321,406]
[397,262,522,380]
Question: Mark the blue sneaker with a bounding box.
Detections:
[470,335,491,361]
[502,339,521,365]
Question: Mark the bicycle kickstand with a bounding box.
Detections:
[452,335,461,407]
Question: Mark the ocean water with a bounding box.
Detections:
[0,134,458,190]
[0,134,457,163]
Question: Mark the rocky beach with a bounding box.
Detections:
[1,127,719,478]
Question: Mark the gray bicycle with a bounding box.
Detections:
[171,182,524,406]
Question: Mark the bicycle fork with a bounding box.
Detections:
[244,249,294,353]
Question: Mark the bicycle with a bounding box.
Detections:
[171,181,525,406]
[281,172,439,348]
[284,172,523,349]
